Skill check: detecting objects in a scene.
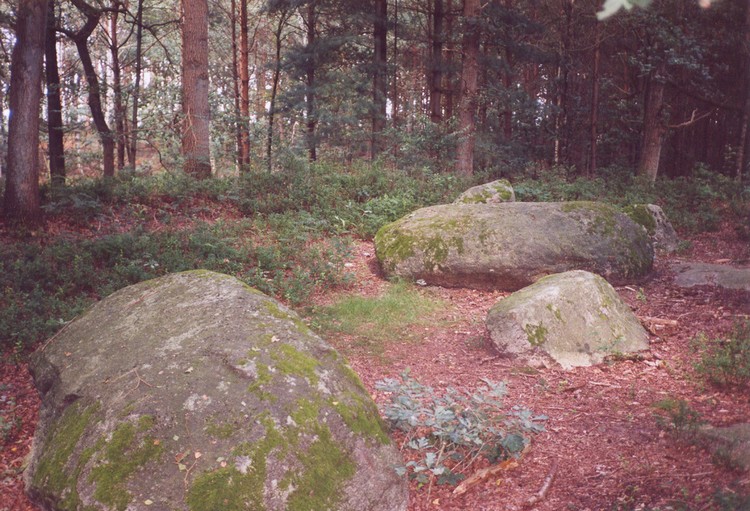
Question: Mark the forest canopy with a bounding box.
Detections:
[0,0,748,227]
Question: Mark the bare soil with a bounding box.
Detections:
[1,221,749,511]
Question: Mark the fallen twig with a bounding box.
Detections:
[452,459,519,495]
[524,459,559,508]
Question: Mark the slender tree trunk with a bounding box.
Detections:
[67,0,115,178]
[127,0,144,168]
[588,21,601,177]
[0,72,6,178]
[256,23,267,120]
[637,65,666,182]
[3,0,47,228]
[391,0,400,128]
[46,0,66,186]
[735,0,750,181]
[181,0,211,178]
[444,0,454,120]
[231,0,242,169]
[554,0,572,166]
[239,0,251,167]
[110,0,126,170]
[371,0,387,158]
[267,12,288,171]
[456,0,480,176]
[305,2,318,162]
[429,0,444,123]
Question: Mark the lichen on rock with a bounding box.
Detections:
[26,271,407,511]
[375,202,653,291]
[486,270,649,369]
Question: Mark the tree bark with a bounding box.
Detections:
[637,64,666,182]
[735,0,750,181]
[456,0,480,176]
[588,21,601,177]
[305,2,318,162]
[3,0,47,228]
[239,0,251,168]
[127,0,144,168]
[429,0,444,123]
[266,11,288,171]
[181,0,211,178]
[371,0,388,158]
[444,0,454,120]
[110,0,126,170]
[46,0,66,186]
[66,0,115,178]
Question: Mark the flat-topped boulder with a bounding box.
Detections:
[486,270,650,369]
[672,262,750,292]
[453,179,515,204]
[375,201,653,291]
[26,271,407,511]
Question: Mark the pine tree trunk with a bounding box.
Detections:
[68,0,115,178]
[181,0,211,178]
[239,0,251,167]
[735,0,750,181]
[46,0,66,186]
[231,0,242,169]
[429,0,443,123]
[638,68,666,182]
[444,0,454,120]
[588,21,601,177]
[3,0,47,228]
[267,12,287,171]
[306,2,318,162]
[456,0,480,176]
[371,0,388,158]
[127,0,144,168]
[110,1,126,170]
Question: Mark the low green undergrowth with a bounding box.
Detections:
[375,371,547,487]
[693,319,750,389]
[510,164,741,233]
[308,282,445,355]
[0,222,351,351]
[652,397,704,440]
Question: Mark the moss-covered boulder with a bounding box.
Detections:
[374,201,653,291]
[26,271,407,511]
[485,270,649,369]
[453,179,515,204]
[624,204,679,253]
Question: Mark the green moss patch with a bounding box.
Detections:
[524,322,548,346]
[88,416,163,511]
[623,204,657,234]
[285,425,357,511]
[32,402,102,510]
[271,344,320,384]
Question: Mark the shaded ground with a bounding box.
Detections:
[1,221,749,510]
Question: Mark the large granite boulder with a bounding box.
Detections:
[486,270,649,369]
[453,179,515,204]
[375,201,653,291]
[624,204,679,253]
[26,271,407,511]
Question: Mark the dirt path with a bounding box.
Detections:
[1,223,748,510]
[314,225,750,511]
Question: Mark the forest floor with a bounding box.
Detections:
[1,217,749,511]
